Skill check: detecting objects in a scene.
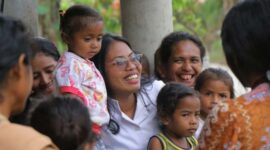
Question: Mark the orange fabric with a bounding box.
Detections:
[199,83,270,150]
[0,119,59,150]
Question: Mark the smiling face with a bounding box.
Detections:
[164,40,202,87]
[164,95,200,138]
[32,52,57,96]
[199,79,231,118]
[67,21,103,59]
[104,41,142,97]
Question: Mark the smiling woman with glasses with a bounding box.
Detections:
[109,53,143,70]
[92,34,165,150]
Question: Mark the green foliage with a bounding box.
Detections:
[37,0,63,52]
[173,0,225,64]
[37,0,225,63]
[37,5,49,15]
[36,0,121,53]
[60,0,121,33]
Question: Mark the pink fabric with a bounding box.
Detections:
[92,123,102,135]
[55,52,110,125]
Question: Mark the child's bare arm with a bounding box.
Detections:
[148,136,163,150]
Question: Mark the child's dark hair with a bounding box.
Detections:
[157,82,198,119]
[31,37,60,61]
[30,95,96,150]
[155,31,206,80]
[194,68,235,98]
[0,15,32,85]
[59,5,103,36]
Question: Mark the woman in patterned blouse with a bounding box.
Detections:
[199,0,270,149]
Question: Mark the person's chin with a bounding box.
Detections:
[127,85,140,93]
[187,128,197,136]
[42,85,55,96]
[12,100,27,115]
[179,80,195,87]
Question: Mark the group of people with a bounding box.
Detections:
[1,0,270,149]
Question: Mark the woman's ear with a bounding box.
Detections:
[157,65,166,79]
[9,54,27,80]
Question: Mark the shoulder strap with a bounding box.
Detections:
[187,136,198,148]
[156,134,167,150]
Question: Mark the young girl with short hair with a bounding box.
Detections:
[194,67,234,138]
[148,82,200,150]
[55,5,109,149]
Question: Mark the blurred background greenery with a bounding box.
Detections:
[37,0,238,64]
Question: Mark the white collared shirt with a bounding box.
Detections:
[101,80,165,150]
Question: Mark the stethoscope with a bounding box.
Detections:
[107,91,153,135]
[107,119,120,135]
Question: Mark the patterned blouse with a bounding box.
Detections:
[55,52,109,126]
[199,82,270,150]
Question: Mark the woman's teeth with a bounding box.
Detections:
[181,75,192,80]
[127,74,138,80]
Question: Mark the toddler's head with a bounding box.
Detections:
[195,68,234,119]
[60,5,103,59]
[157,82,200,137]
[30,95,96,150]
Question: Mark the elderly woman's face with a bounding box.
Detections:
[31,52,57,96]
[104,41,142,95]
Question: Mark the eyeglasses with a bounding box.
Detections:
[111,53,142,70]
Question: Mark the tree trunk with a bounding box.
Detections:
[120,0,173,73]
[3,0,39,36]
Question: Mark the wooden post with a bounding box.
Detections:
[120,0,173,73]
[2,0,39,36]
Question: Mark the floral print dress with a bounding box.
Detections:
[55,52,109,127]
